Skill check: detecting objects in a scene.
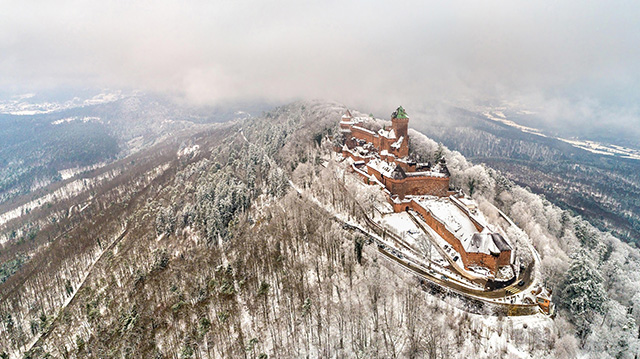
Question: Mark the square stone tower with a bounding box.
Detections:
[391,106,409,140]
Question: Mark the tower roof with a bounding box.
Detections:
[391,106,409,120]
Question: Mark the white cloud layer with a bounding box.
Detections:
[2,0,639,129]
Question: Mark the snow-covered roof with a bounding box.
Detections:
[351,125,376,135]
[421,197,476,239]
[366,158,447,180]
[390,136,403,149]
[469,232,510,255]
[415,197,511,255]
[533,286,552,300]
[395,157,414,165]
[343,145,377,161]
[449,196,487,228]
[457,196,477,209]
[354,146,375,157]
[428,161,449,174]
[378,128,396,139]
[340,113,364,125]
[405,170,447,178]
[366,158,396,178]
[351,163,370,178]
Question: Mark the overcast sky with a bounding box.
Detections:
[2,0,639,129]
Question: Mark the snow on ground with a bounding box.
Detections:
[126,136,145,153]
[382,256,553,358]
[559,138,640,160]
[376,212,485,291]
[0,91,123,115]
[0,162,170,242]
[0,171,114,233]
[410,212,487,281]
[59,162,107,180]
[380,212,418,243]
[485,109,640,161]
[482,313,553,358]
[484,112,548,138]
[51,116,101,125]
[177,144,200,158]
[24,224,129,354]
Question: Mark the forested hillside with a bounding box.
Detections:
[0,93,269,207]
[413,107,640,245]
[0,102,638,358]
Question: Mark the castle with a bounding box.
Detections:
[339,107,513,275]
[340,107,452,198]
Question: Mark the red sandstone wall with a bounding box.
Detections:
[341,150,374,164]
[390,200,406,213]
[396,145,409,158]
[497,251,511,267]
[350,127,379,148]
[367,166,384,183]
[385,176,450,199]
[350,166,371,183]
[350,124,408,159]
[395,161,416,172]
[467,251,511,273]
[378,136,409,158]
[467,252,498,272]
[392,117,409,140]
[402,199,511,274]
[409,202,471,267]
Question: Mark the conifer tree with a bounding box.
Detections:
[559,249,607,339]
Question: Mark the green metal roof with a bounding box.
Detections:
[392,106,409,119]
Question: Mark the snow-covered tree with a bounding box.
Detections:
[554,334,580,359]
[584,300,639,359]
[506,226,533,270]
[267,166,289,197]
[558,250,607,339]
[155,206,176,236]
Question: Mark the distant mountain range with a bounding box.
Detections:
[413,105,640,245]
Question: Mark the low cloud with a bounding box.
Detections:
[2,1,639,132]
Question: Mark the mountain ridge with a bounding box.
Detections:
[0,101,638,358]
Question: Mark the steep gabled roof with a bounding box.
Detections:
[391,166,407,180]
[469,232,511,255]
[491,233,511,252]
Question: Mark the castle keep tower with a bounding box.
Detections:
[391,106,409,141]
